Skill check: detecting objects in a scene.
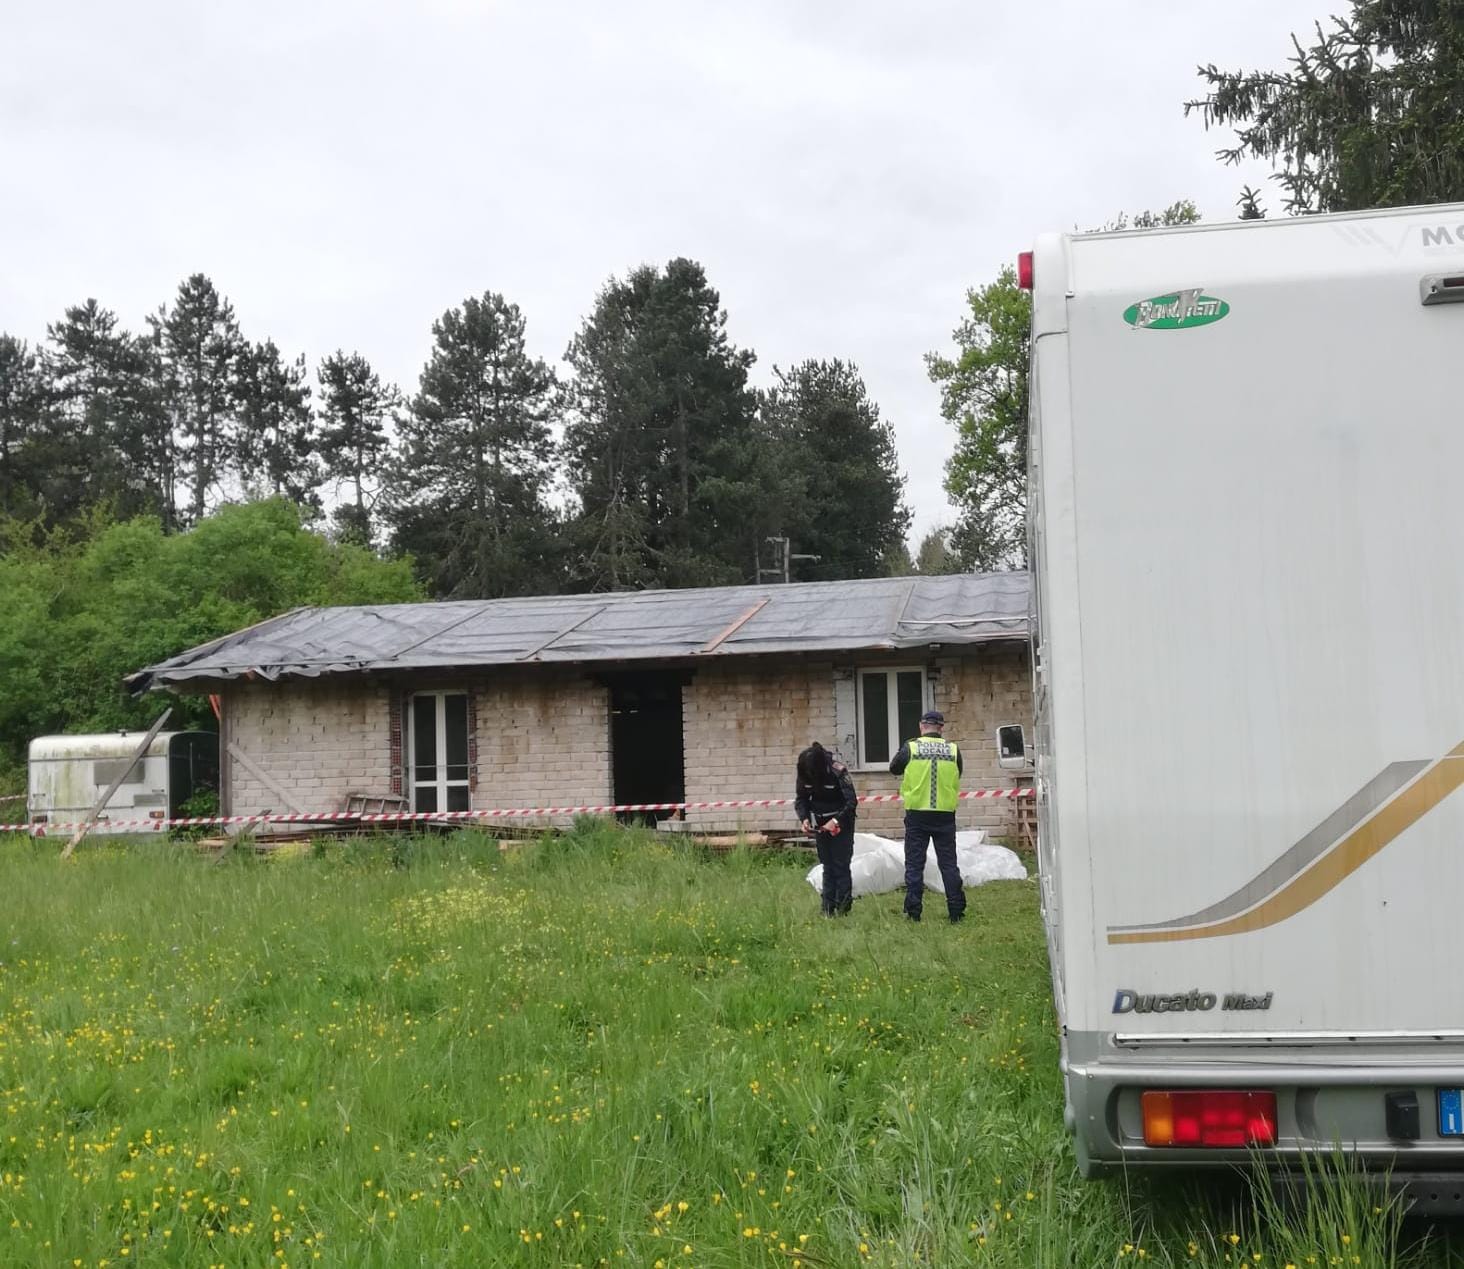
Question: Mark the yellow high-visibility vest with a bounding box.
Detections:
[899,737,960,812]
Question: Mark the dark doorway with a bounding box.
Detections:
[608,672,686,820]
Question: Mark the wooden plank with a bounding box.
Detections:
[61,708,172,859]
[226,741,308,818]
[698,597,770,654]
[517,606,607,661]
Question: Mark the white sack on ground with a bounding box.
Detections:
[850,831,890,857]
[849,828,985,858]
[918,843,1027,891]
[805,846,906,898]
[806,833,1026,898]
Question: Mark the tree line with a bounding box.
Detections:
[0,500,420,789]
[0,261,911,598]
[926,0,1464,570]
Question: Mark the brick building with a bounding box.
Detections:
[128,573,1032,838]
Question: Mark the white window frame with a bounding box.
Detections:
[854,665,930,770]
[407,690,471,814]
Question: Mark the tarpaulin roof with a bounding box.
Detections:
[127,572,1031,692]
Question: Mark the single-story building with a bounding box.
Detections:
[127,572,1033,838]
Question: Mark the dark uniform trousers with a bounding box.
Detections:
[902,810,966,920]
[816,814,855,915]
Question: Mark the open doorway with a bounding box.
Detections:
[607,671,686,821]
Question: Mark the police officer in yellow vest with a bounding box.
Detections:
[888,710,966,922]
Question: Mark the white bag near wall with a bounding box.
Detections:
[805,829,1026,899]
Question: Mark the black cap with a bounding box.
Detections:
[920,710,945,726]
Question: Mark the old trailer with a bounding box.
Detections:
[28,731,219,835]
[1025,200,1464,1204]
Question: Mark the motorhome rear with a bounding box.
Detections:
[1027,202,1464,1200]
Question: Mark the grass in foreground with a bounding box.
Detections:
[0,823,1459,1267]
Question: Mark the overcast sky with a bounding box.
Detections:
[2,0,1336,545]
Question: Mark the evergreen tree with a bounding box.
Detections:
[42,302,133,522]
[149,275,247,526]
[237,340,321,512]
[1237,186,1268,220]
[1188,0,1464,213]
[317,351,398,547]
[881,539,916,577]
[914,526,961,575]
[390,292,558,598]
[0,336,50,520]
[758,359,909,581]
[563,259,763,590]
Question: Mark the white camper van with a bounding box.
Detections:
[1026,202,1464,1200]
[28,731,219,836]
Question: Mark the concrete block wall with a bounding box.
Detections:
[680,643,1033,839]
[931,643,1032,835]
[220,647,1030,840]
[681,660,837,834]
[472,669,611,824]
[223,670,612,829]
[224,678,394,819]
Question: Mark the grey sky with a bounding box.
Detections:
[3,0,1333,546]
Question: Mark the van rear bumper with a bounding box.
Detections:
[1065,1031,1464,1185]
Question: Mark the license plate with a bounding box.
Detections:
[1439,1089,1464,1135]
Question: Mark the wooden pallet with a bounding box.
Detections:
[343,792,409,816]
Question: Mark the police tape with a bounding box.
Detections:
[0,793,23,803]
[24,788,1035,837]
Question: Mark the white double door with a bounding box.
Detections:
[408,691,470,813]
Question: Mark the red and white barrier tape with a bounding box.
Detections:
[0,793,24,803]
[22,789,1034,837]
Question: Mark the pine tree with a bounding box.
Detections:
[914,526,960,575]
[236,340,321,512]
[390,292,558,598]
[563,259,762,589]
[45,300,166,524]
[0,336,50,519]
[149,275,246,526]
[317,351,398,547]
[758,359,909,581]
[1187,1,1464,212]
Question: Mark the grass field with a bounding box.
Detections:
[0,822,1459,1267]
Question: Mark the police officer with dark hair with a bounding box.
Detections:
[888,710,966,923]
[795,741,858,916]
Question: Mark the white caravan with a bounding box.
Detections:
[27,732,218,836]
[1026,202,1464,1202]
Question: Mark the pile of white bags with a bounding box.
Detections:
[805,828,1027,898]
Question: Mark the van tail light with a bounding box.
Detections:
[30,814,46,825]
[149,810,166,820]
[1141,1090,1278,1148]
[1017,251,1034,290]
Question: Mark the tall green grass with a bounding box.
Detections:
[0,823,1457,1267]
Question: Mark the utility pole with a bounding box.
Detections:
[760,535,821,584]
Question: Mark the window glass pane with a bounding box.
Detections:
[412,696,437,778]
[414,785,438,813]
[447,785,469,812]
[896,672,925,747]
[861,672,889,764]
[445,694,469,781]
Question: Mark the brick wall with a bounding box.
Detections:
[220,646,1030,840]
[224,678,394,819]
[471,669,611,822]
[681,643,1032,840]
[681,659,838,833]
[223,670,612,829]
